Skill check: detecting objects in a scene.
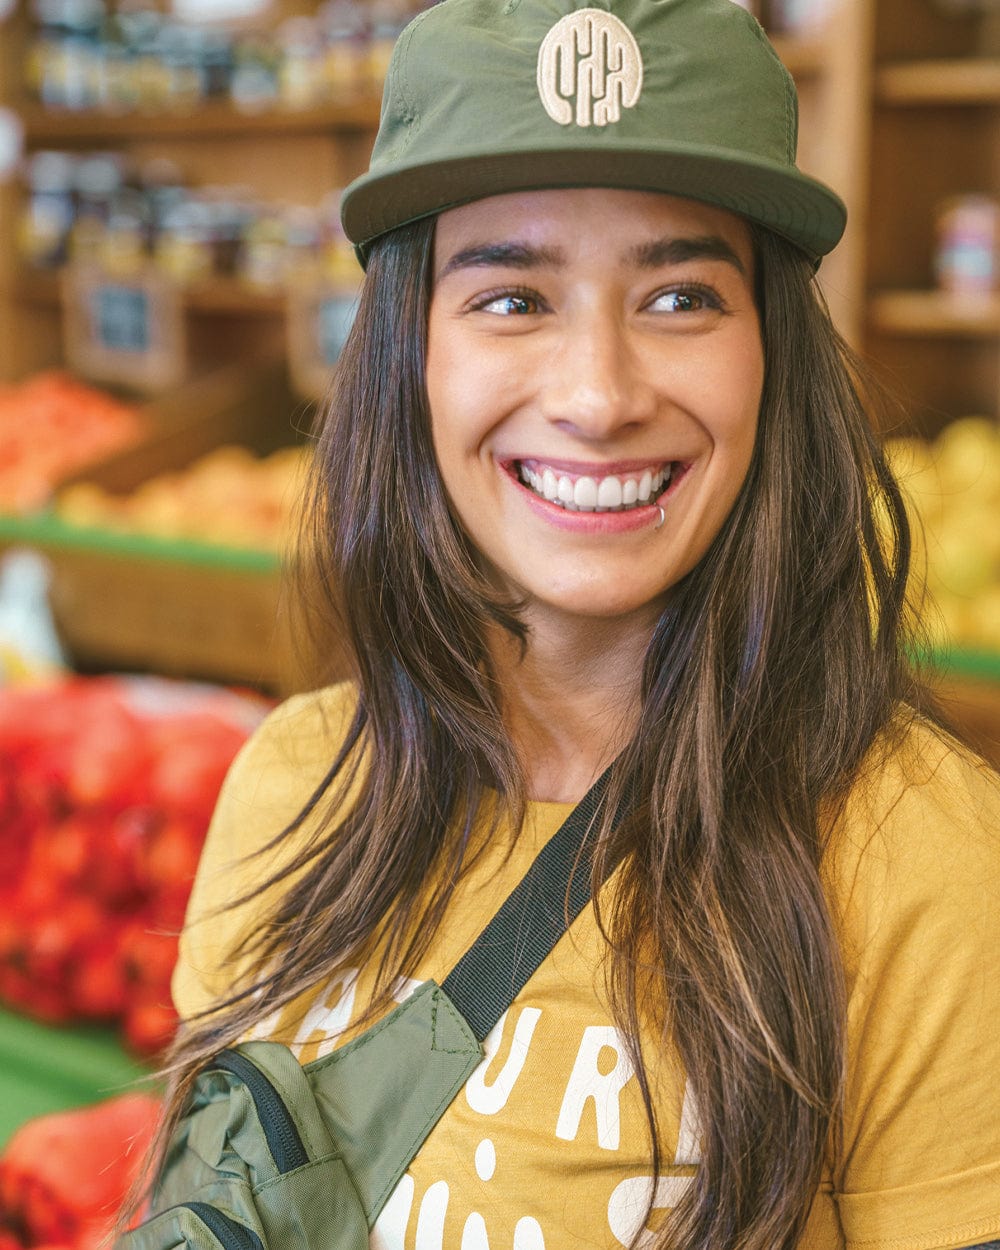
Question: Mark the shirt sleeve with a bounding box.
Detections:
[822,721,1000,1250]
[171,682,359,1021]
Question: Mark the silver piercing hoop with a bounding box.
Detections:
[654,505,665,530]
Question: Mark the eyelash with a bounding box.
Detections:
[468,281,726,316]
[648,282,725,314]
[469,286,545,315]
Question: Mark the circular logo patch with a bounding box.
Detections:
[537,9,643,128]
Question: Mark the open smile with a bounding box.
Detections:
[513,459,684,512]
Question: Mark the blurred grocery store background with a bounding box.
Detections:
[0,0,998,1238]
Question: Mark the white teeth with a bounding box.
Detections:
[573,476,598,508]
[596,475,623,508]
[519,462,673,512]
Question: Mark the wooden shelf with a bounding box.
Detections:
[9,270,285,316]
[877,58,1000,105]
[870,289,1000,337]
[184,278,285,316]
[769,33,826,79]
[17,95,382,145]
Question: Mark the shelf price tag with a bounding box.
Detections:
[61,264,187,392]
[286,282,361,400]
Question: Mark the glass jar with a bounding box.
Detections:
[935,195,1000,296]
[19,150,76,267]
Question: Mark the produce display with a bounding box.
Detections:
[0,374,145,514]
[0,1093,160,1250]
[885,416,1000,654]
[56,443,309,552]
[0,675,269,1055]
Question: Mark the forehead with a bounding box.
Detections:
[433,187,755,273]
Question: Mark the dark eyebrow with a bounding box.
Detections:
[437,241,567,281]
[623,235,747,275]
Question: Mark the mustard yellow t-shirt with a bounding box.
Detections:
[173,683,1000,1250]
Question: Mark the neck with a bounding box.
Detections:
[490,609,656,803]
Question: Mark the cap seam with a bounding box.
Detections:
[392,9,433,155]
[737,6,797,163]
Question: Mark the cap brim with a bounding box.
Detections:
[342,140,847,265]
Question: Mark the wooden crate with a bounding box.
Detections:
[45,543,300,693]
[0,361,334,694]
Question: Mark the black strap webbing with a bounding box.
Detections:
[441,771,615,1042]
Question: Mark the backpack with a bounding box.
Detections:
[117,778,612,1250]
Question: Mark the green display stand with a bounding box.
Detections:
[930,646,1000,684]
[0,1007,152,1148]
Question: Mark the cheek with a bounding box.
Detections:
[425,321,468,489]
[716,339,764,460]
[425,322,524,482]
[425,330,500,534]
[424,320,451,442]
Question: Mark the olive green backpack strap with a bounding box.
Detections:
[300,765,615,1228]
[441,765,611,1041]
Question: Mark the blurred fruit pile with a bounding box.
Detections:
[0,675,269,1055]
[0,374,145,514]
[0,1093,159,1250]
[56,444,309,553]
[885,416,1000,654]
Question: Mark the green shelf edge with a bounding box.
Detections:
[0,512,282,573]
[917,646,1000,684]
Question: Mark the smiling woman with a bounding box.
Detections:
[118,2,1000,1250]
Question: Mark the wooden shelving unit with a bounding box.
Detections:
[13,269,287,316]
[0,6,381,384]
[16,95,382,143]
[0,0,377,692]
[862,0,1000,749]
[871,289,1000,337]
[769,32,827,78]
[866,0,1000,423]
[877,56,1000,104]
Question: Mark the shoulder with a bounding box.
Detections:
[827,712,998,859]
[197,678,362,883]
[819,719,1000,1241]
[172,681,361,1019]
[232,680,360,784]
[215,680,361,829]
[822,712,1000,967]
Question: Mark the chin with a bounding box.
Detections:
[529,587,672,626]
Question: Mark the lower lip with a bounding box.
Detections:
[507,464,689,534]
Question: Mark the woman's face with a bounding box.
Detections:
[426,188,763,628]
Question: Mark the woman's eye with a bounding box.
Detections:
[648,288,719,313]
[477,293,540,316]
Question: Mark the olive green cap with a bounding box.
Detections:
[341,0,847,265]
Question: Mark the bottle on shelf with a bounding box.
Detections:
[19,149,76,268]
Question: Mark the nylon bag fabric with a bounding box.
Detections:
[117,981,483,1250]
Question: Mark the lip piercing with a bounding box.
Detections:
[653,505,665,530]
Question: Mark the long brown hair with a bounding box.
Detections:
[141,217,935,1250]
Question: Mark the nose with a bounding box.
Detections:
[537,306,657,440]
